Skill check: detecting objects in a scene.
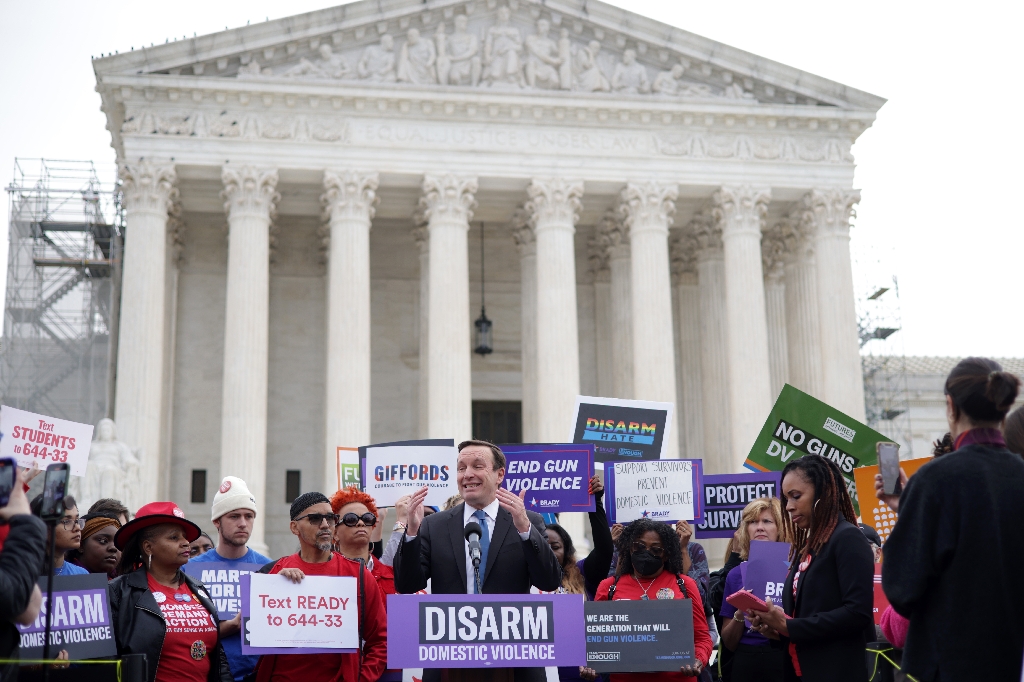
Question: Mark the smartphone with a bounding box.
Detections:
[39,463,70,521]
[726,589,770,613]
[877,442,902,496]
[0,458,15,507]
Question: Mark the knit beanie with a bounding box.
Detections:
[211,476,258,522]
[290,492,330,520]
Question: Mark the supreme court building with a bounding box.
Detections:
[93,0,884,555]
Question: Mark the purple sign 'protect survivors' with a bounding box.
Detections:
[500,444,595,514]
[386,593,586,669]
[695,472,782,539]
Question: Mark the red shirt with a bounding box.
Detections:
[254,552,388,682]
[594,572,713,682]
[370,558,395,597]
[147,574,218,682]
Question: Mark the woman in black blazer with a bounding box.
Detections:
[749,455,874,682]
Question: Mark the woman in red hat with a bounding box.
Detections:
[107,501,232,682]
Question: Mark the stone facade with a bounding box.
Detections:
[93,0,884,556]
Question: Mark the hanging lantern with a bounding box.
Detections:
[474,222,493,355]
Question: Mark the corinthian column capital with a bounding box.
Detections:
[689,210,723,257]
[509,206,535,256]
[712,185,771,240]
[670,229,699,281]
[411,209,430,254]
[761,222,788,282]
[221,166,280,222]
[526,178,584,232]
[619,181,678,237]
[797,188,861,238]
[420,174,478,226]
[321,170,380,224]
[119,161,178,215]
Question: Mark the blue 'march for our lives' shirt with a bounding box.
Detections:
[187,547,271,682]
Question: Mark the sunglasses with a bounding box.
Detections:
[295,513,341,527]
[631,542,665,557]
[341,512,377,527]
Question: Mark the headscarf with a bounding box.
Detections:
[82,516,121,542]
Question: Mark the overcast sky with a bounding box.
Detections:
[1,1,1021,358]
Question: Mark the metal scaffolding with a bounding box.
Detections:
[1,159,122,425]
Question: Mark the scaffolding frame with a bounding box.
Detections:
[1,159,122,424]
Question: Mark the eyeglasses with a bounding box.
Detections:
[295,513,340,527]
[341,512,377,527]
[630,542,665,557]
[60,518,86,531]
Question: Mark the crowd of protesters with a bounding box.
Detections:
[1,356,1023,681]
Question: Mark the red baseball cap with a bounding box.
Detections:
[114,501,202,550]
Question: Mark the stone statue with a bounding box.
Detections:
[573,40,610,92]
[441,15,482,86]
[435,24,451,86]
[523,18,562,89]
[77,418,141,516]
[612,49,650,94]
[557,29,573,90]
[358,35,397,82]
[652,64,685,95]
[397,28,437,85]
[283,44,350,79]
[237,59,264,78]
[483,6,523,87]
[723,82,756,99]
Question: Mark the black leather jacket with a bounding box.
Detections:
[107,568,232,682]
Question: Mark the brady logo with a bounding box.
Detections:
[641,509,671,519]
[539,499,559,507]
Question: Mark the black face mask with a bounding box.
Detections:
[631,550,663,576]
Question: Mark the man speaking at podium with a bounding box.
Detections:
[394,439,562,682]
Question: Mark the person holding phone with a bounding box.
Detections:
[748,455,873,682]
[719,497,791,682]
[29,493,89,576]
[108,501,232,682]
[0,466,47,679]
[880,357,1024,681]
[594,518,713,682]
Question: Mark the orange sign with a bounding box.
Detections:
[853,455,932,545]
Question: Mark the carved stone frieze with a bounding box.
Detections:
[653,132,853,164]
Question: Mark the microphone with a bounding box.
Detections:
[464,521,483,568]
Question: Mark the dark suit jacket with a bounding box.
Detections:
[780,518,874,682]
[394,502,562,682]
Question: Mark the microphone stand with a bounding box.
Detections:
[473,555,481,595]
[42,519,57,682]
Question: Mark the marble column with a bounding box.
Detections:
[526,178,583,443]
[620,181,679,458]
[670,232,704,460]
[587,228,613,398]
[713,186,772,471]
[510,207,539,442]
[781,217,824,398]
[692,213,731,473]
[800,189,865,419]
[420,174,478,439]
[115,161,178,504]
[762,224,790,401]
[596,210,633,400]
[321,170,379,488]
[220,166,279,554]
[412,215,430,438]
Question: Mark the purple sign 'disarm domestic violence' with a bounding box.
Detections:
[386,593,586,669]
[500,444,595,513]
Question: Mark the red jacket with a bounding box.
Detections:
[595,571,713,682]
[254,553,387,682]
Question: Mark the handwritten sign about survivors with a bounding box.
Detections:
[17,574,116,661]
[500,444,595,513]
[386,594,585,669]
[241,574,358,654]
[570,396,673,465]
[360,439,458,507]
[604,459,703,524]
[695,472,782,539]
[0,405,94,476]
[182,562,266,620]
[744,384,892,514]
[584,600,695,673]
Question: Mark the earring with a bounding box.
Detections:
[147,553,152,571]
[813,500,820,509]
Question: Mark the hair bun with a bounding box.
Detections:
[986,370,1021,412]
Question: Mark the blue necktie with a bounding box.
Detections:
[472,509,490,593]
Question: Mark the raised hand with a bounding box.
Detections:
[405,486,430,536]
[587,475,603,497]
[496,487,532,534]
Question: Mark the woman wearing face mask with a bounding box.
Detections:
[880,357,1024,681]
[748,456,873,682]
[719,497,790,682]
[66,512,121,577]
[595,518,713,682]
[108,502,232,682]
